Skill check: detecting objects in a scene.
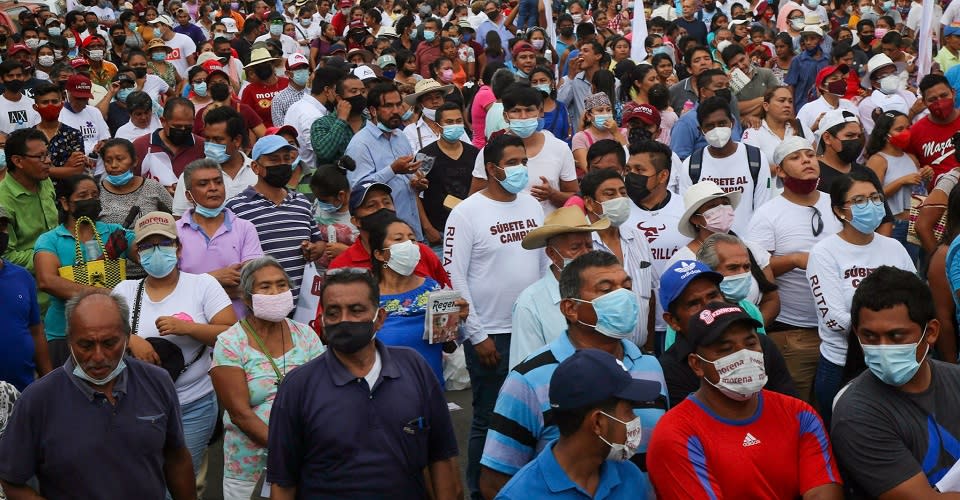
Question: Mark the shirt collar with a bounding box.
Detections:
[63,355,129,401]
[540,441,622,495]
[180,207,234,232]
[328,339,401,387]
[1,174,43,198]
[553,330,644,364]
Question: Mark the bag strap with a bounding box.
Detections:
[73,216,106,264]
[688,147,704,184]
[241,319,285,383]
[132,279,145,335]
[745,144,761,189]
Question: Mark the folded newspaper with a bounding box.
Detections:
[424,290,461,344]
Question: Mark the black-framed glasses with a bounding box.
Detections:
[844,193,885,209]
[810,206,824,237]
[20,153,51,162]
[137,238,176,252]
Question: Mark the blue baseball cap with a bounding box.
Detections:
[947,23,960,37]
[549,349,661,410]
[251,135,296,161]
[349,181,393,215]
[658,260,724,312]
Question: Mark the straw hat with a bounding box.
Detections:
[522,206,610,250]
[244,47,278,68]
[678,181,742,238]
[403,78,454,105]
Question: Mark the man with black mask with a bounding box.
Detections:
[133,97,205,195]
[213,36,243,93]
[192,61,267,141]
[623,103,661,146]
[310,74,368,166]
[283,66,344,171]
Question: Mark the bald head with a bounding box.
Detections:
[65,290,131,339]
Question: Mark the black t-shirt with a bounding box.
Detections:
[818,161,895,223]
[420,140,479,232]
[675,16,707,45]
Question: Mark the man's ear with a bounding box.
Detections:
[663,310,683,333]
[924,319,941,349]
[688,352,706,377]
[560,298,579,324]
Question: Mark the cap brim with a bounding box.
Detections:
[665,271,724,310]
[612,378,662,404]
[70,89,94,98]
[521,219,611,249]
[696,315,764,350]
[677,191,742,238]
[350,183,394,213]
[255,144,297,159]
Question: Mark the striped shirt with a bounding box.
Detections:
[480,332,668,477]
[225,186,320,300]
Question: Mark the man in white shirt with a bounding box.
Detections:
[172,106,256,216]
[282,66,339,171]
[0,60,39,134]
[858,53,918,134]
[676,95,772,236]
[114,90,160,142]
[469,85,579,215]
[255,13,300,57]
[747,136,842,405]
[403,78,470,152]
[796,64,858,134]
[443,133,546,500]
[58,74,110,174]
[149,15,196,79]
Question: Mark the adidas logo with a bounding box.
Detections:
[742,433,761,447]
[675,261,697,274]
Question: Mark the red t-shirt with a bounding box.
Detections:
[328,239,452,288]
[906,113,960,181]
[239,78,289,128]
[647,390,841,499]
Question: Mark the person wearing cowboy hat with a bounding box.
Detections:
[239,46,289,128]
[144,38,181,91]
[856,53,919,134]
[402,78,467,151]
[510,205,609,369]
[148,14,196,79]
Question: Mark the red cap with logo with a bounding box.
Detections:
[66,74,94,98]
[7,44,29,55]
[202,60,229,82]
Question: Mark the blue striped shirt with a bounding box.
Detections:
[481,332,668,476]
[225,186,320,300]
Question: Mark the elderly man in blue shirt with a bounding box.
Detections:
[345,81,426,241]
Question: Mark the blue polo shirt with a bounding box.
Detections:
[496,441,650,499]
[266,340,459,498]
[0,357,184,499]
[785,48,830,110]
[0,260,41,391]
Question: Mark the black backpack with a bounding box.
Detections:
[688,143,763,188]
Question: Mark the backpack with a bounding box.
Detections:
[688,143,762,188]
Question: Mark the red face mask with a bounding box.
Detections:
[36,103,63,122]
[928,96,955,121]
[783,175,820,194]
[888,129,911,150]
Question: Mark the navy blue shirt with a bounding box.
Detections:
[0,260,41,391]
[0,357,184,499]
[267,340,459,499]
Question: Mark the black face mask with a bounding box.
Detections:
[346,94,367,115]
[210,82,231,101]
[132,67,147,79]
[860,34,874,44]
[836,138,863,163]
[357,207,396,231]
[625,172,652,205]
[253,65,274,81]
[628,127,652,144]
[167,127,193,146]
[324,319,377,353]
[0,232,8,255]
[4,79,23,93]
[263,164,293,187]
[486,10,499,22]
[559,27,574,37]
[86,21,99,32]
[113,35,127,46]
[72,198,102,220]
[713,88,732,104]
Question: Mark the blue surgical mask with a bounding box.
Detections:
[193,81,208,97]
[882,0,894,10]
[849,202,884,234]
[106,170,134,186]
[152,51,167,61]
[127,22,137,31]
[462,33,473,42]
[49,26,62,37]
[516,69,527,78]
[377,121,395,133]
[423,30,436,42]
[153,28,162,38]
[509,117,539,138]
[71,342,128,386]
[117,87,134,103]
[292,68,310,86]
[534,83,552,95]
[652,46,671,56]
[194,200,226,218]
[204,141,230,164]
[861,325,929,386]
[573,288,639,339]
[315,198,343,213]
[401,108,414,121]
[0,150,7,169]
[270,24,283,36]
[497,164,528,193]
[720,271,753,302]
[441,124,464,141]
[383,69,397,80]
[140,245,178,278]
[593,114,612,129]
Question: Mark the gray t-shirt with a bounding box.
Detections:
[831,360,960,497]
[738,67,781,102]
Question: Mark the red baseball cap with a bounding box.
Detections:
[81,35,104,48]
[623,104,661,127]
[7,44,29,56]
[511,41,537,58]
[338,0,352,7]
[202,59,229,82]
[815,64,849,90]
[70,57,91,69]
[66,74,94,98]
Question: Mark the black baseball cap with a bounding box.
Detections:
[549,349,661,410]
[684,302,763,354]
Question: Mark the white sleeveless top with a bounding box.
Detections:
[878,151,918,216]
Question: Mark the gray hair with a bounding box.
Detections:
[240,256,291,301]
[697,233,747,270]
[182,158,223,191]
[64,290,131,338]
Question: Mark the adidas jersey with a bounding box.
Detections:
[647,390,841,498]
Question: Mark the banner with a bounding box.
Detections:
[630,0,648,62]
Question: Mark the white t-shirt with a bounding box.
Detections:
[282,94,328,170]
[625,192,692,332]
[254,33,300,57]
[668,238,771,305]
[911,0,941,35]
[747,192,843,328]
[88,5,117,21]
[471,131,578,215]
[941,0,960,27]
[171,153,257,216]
[0,94,39,134]
[59,104,110,168]
[676,142,773,235]
[806,234,916,365]
[113,272,232,405]
[138,74,171,102]
[858,89,917,135]
[796,96,857,135]
[115,115,161,142]
[443,191,547,345]
[164,33,197,79]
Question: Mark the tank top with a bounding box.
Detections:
[879,151,917,215]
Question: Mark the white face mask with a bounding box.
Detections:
[704,126,732,148]
[599,197,631,227]
[598,411,642,461]
[878,74,900,94]
[421,107,437,121]
[698,348,767,401]
[385,239,421,276]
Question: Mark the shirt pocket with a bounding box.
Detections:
[116,412,169,454]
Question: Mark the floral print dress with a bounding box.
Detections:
[378,277,445,386]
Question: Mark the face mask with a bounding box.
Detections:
[36,103,62,121]
[825,79,847,96]
[598,412,642,462]
[152,51,167,61]
[861,325,929,386]
[848,200,884,233]
[882,0,894,9]
[599,197,631,227]
[790,18,805,30]
[300,18,311,26]
[625,172,652,205]
[836,138,863,163]
[140,245,178,278]
[531,39,544,50]
[573,288,640,338]
[49,26,62,37]
[357,207,396,231]
[71,342,128,386]
[346,94,367,115]
[509,117,539,138]
[106,170,134,186]
[698,348,767,401]
[701,204,735,233]
[497,165,528,193]
[783,175,819,194]
[593,113,612,129]
[314,198,343,215]
[87,21,99,32]
[704,126,732,148]
[210,82,231,101]
[254,65,274,80]
[270,23,283,36]
[166,126,193,146]
[3,79,23,94]
[153,28,163,39]
[860,33,874,43]
[441,124,464,141]
[383,69,397,80]
[25,38,39,49]
[324,311,379,353]
[72,199,102,220]
[534,83,552,95]
[570,13,582,23]
[194,199,226,218]
[133,67,148,79]
[713,88,732,104]
[440,68,454,82]
[251,290,295,321]
[560,26,574,37]
[805,45,819,56]
[401,108,414,121]
[201,141,229,165]
[88,49,104,61]
[38,55,54,67]
[878,74,899,94]
[720,271,753,302]
[462,33,473,42]
[292,68,310,87]
[874,27,889,39]
[419,4,432,15]
[116,87,134,103]
[928,97,955,121]
[423,30,436,42]
[263,164,294,187]
[889,129,910,150]
[384,239,420,276]
[487,10,499,22]
[422,107,437,121]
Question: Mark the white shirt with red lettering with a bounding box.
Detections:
[164,33,197,79]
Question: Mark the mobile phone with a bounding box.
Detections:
[415,153,436,175]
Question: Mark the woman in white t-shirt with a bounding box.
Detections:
[806,170,916,423]
[129,50,172,101]
[113,212,237,480]
[741,86,813,184]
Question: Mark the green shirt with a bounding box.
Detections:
[0,174,58,272]
[310,115,364,166]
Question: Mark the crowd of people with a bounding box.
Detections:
[2,0,960,497]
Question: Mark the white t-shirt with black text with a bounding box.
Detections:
[0,94,39,134]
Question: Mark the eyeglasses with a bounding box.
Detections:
[810,206,824,237]
[136,238,176,252]
[845,193,885,209]
[19,153,51,162]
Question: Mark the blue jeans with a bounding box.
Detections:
[181,391,218,477]
[463,333,511,500]
[891,218,921,266]
[814,355,845,426]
